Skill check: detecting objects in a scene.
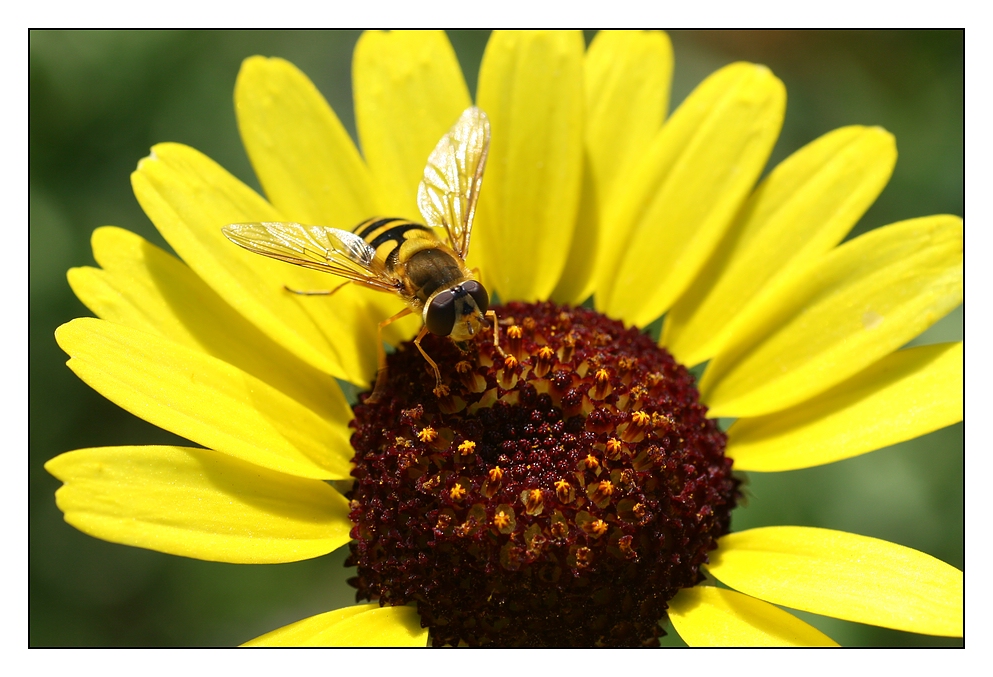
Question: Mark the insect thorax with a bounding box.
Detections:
[400,246,468,304]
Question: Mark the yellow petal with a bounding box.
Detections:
[68,226,353,424]
[596,62,786,327]
[56,318,352,480]
[707,527,964,637]
[553,30,673,304]
[583,30,673,203]
[235,56,378,227]
[243,604,427,647]
[243,605,370,646]
[668,586,838,646]
[663,126,897,366]
[701,215,963,417]
[728,342,963,471]
[131,142,379,385]
[353,30,471,218]
[46,446,351,564]
[474,30,585,302]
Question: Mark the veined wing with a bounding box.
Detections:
[222,222,400,292]
[416,106,490,261]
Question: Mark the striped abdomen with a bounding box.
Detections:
[353,217,468,304]
[353,217,436,268]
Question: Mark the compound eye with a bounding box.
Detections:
[462,279,489,314]
[426,291,457,336]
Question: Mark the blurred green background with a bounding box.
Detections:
[29,30,963,647]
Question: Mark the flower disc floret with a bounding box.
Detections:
[346,302,739,646]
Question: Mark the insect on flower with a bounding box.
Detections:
[222,106,499,402]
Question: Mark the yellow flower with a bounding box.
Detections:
[45,30,962,646]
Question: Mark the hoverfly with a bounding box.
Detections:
[222,106,499,402]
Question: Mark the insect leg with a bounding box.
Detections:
[366,306,414,404]
[284,280,352,296]
[486,310,506,358]
[412,325,444,395]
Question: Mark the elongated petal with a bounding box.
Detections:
[235,56,378,227]
[583,30,673,203]
[668,586,838,646]
[701,216,963,417]
[243,605,369,646]
[663,126,897,366]
[56,318,352,480]
[353,30,471,218]
[474,30,585,302]
[68,226,352,424]
[46,446,351,564]
[596,62,786,327]
[131,142,380,385]
[553,30,673,304]
[728,342,963,471]
[707,527,964,637]
[243,604,427,647]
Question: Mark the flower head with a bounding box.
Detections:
[45,30,962,646]
[348,301,737,646]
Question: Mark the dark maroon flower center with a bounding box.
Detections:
[346,301,738,647]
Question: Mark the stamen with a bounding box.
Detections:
[506,324,524,359]
[605,437,623,460]
[590,368,612,400]
[555,478,575,504]
[580,454,600,472]
[493,510,511,530]
[522,488,545,516]
[589,479,614,508]
[533,346,555,378]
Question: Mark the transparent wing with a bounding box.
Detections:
[221,222,400,292]
[416,106,490,261]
